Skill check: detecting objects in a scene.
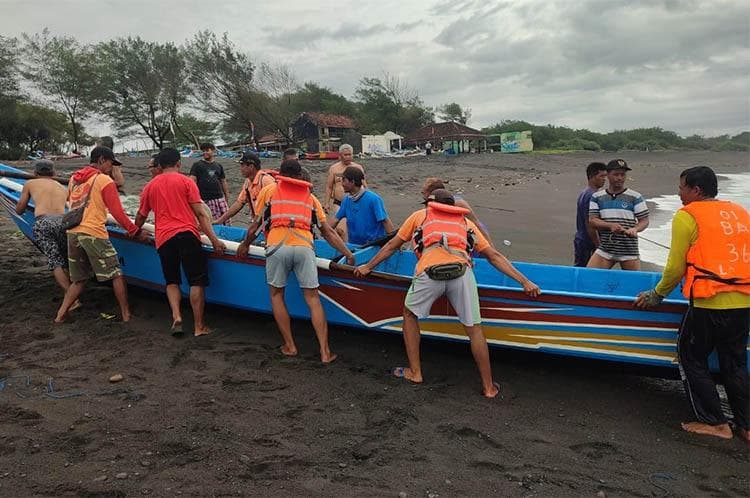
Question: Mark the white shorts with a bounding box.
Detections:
[265,245,319,289]
[594,248,639,262]
[404,268,481,326]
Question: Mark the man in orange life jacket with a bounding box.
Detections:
[355,189,541,397]
[635,166,750,441]
[236,159,355,363]
[214,152,277,225]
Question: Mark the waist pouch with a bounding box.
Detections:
[425,263,467,281]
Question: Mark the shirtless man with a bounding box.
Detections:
[15,160,77,302]
[324,144,365,213]
[324,144,365,240]
[421,177,494,245]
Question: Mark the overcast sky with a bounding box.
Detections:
[4,0,749,137]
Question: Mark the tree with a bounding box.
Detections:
[21,29,97,152]
[95,37,188,150]
[354,73,434,135]
[290,82,356,116]
[0,35,19,98]
[438,102,471,125]
[172,113,218,148]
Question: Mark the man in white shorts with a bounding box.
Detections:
[587,159,650,270]
[355,189,541,398]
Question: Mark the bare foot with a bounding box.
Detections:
[121,312,132,323]
[53,315,67,324]
[280,344,298,356]
[392,366,423,384]
[738,428,750,443]
[483,381,501,399]
[194,327,211,337]
[321,352,338,364]
[68,300,82,312]
[681,421,733,439]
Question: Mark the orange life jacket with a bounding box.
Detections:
[246,170,278,217]
[262,176,317,247]
[412,202,475,261]
[681,200,750,300]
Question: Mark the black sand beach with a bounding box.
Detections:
[0,151,748,496]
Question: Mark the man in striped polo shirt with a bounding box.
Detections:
[587,159,650,270]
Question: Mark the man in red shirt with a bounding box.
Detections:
[135,148,226,336]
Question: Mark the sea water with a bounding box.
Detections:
[641,172,750,268]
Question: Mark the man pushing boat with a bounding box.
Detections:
[237,159,354,363]
[635,166,750,441]
[354,189,541,397]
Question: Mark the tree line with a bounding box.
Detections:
[0,30,747,160]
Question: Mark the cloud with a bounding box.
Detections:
[1,0,747,136]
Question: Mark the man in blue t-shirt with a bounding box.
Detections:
[573,162,607,266]
[329,167,395,245]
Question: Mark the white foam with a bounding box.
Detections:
[641,172,750,268]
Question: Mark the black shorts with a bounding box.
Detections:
[157,232,209,287]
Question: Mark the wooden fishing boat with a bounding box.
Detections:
[2,164,744,373]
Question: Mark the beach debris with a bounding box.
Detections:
[503,240,511,246]
[100,313,116,320]
[398,493,407,498]
[109,374,124,383]
[115,472,128,480]
[338,462,347,468]
[239,454,250,464]
[93,475,108,482]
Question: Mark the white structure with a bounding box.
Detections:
[362,131,403,154]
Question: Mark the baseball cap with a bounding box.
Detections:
[422,188,455,206]
[33,159,54,176]
[606,159,631,171]
[90,146,122,166]
[237,151,261,167]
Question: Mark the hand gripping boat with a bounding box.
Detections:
[2,163,744,373]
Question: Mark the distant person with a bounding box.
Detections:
[95,136,125,190]
[425,141,432,156]
[574,162,608,266]
[282,148,299,161]
[587,159,649,270]
[236,159,354,363]
[215,152,276,225]
[135,148,226,336]
[147,153,162,178]
[189,142,230,223]
[354,189,541,397]
[422,177,493,245]
[324,144,365,214]
[328,166,394,245]
[15,160,77,305]
[635,166,750,441]
[55,146,144,323]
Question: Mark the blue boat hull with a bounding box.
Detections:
[2,163,746,373]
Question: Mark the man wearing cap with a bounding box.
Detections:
[354,189,541,397]
[328,166,394,245]
[189,143,230,223]
[214,152,276,225]
[15,160,77,302]
[236,159,354,364]
[135,148,226,337]
[635,166,750,441]
[587,159,650,270]
[95,136,125,189]
[54,146,145,323]
[421,177,493,245]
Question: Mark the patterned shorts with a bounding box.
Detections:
[67,233,122,282]
[205,198,230,225]
[33,215,68,270]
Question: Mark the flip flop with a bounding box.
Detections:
[391,366,422,384]
[170,320,184,337]
[484,381,504,400]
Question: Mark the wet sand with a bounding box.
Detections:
[1,151,748,496]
